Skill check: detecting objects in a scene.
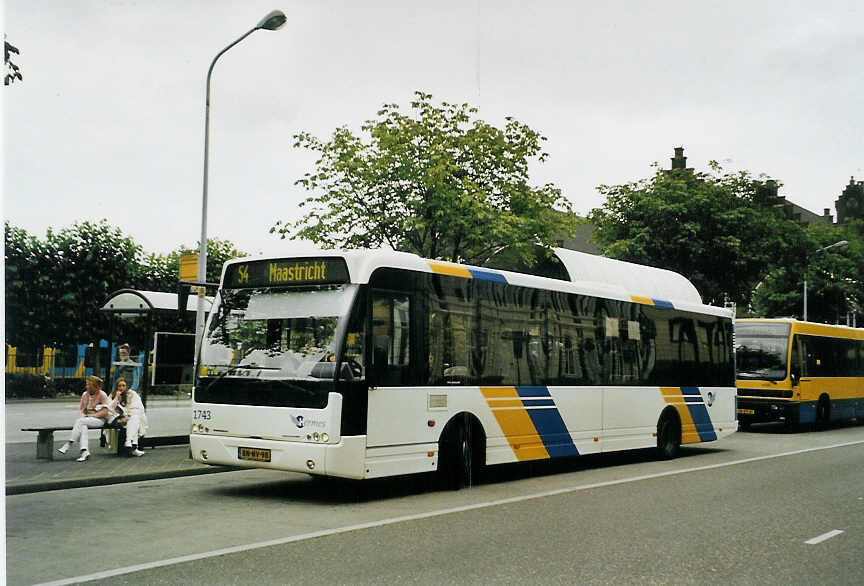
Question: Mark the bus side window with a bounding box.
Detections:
[371,291,411,386]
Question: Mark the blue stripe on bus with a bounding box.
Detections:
[515,386,551,398]
[652,298,675,309]
[681,386,717,441]
[468,268,508,283]
[522,399,556,407]
[518,386,580,457]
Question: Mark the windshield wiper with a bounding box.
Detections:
[201,363,279,392]
[272,379,322,395]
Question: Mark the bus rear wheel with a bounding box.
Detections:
[657,411,681,460]
[438,416,481,490]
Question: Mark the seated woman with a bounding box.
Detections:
[108,377,148,457]
[58,375,110,462]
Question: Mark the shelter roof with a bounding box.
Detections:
[100,289,214,314]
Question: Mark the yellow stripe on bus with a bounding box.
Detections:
[630,295,654,305]
[428,262,472,279]
[481,387,549,461]
[660,387,701,444]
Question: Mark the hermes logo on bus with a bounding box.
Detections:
[291,415,325,429]
[269,261,328,284]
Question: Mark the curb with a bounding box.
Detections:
[6,466,242,496]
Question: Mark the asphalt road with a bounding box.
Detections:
[6,423,864,586]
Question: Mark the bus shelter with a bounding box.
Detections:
[99,289,213,407]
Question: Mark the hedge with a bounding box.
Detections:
[5,373,56,399]
[5,374,186,398]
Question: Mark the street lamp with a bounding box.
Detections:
[195,10,287,358]
[803,240,848,322]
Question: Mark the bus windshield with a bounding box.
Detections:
[200,284,356,382]
[736,322,791,381]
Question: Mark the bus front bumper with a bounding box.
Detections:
[190,433,367,479]
[737,397,814,425]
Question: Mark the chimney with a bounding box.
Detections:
[670,147,687,170]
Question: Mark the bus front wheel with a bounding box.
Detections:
[657,410,681,460]
[438,415,481,490]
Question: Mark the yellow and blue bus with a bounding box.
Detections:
[6,340,144,387]
[736,318,864,429]
[6,342,100,379]
[190,249,736,487]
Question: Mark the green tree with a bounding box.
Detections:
[4,220,248,349]
[588,164,808,306]
[5,223,49,349]
[273,91,576,266]
[753,221,864,323]
[47,220,144,345]
[4,220,142,347]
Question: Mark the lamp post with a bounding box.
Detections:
[196,10,287,359]
[803,240,848,322]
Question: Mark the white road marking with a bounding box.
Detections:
[805,530,844,545]
[35,438,864,586]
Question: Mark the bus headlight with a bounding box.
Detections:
[321,433,329,443]
[312,432,320,442]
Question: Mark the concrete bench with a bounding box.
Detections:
[21,426,189,460]
[20,427,74,460]
[22,422,127,460]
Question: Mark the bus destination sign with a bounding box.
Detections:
[224,258,350,288]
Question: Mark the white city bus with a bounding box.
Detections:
[190,249,736,487]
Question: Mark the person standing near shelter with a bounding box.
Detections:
[57,376,110,462]
[113,343,142,391]
[108,377,147,457]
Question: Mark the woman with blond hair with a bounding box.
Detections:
[58,376,110,462]
[108,377,148,456]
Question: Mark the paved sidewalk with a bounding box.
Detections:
[5,438,238,495]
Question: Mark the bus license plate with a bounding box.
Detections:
[238,447,271,462]
[737,408,755,415]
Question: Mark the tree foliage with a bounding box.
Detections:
[5,220,142,347]
[4,221,246,349]
[752,221,864,323]
[588,164,809,307]
[273,91,576,266]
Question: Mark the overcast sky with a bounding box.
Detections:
[3,1,863,257]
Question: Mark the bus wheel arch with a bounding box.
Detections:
[438,412,486,490]
[656,407,681,460]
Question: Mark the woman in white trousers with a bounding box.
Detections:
[109,377,148,456]
[58,376,110,462]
